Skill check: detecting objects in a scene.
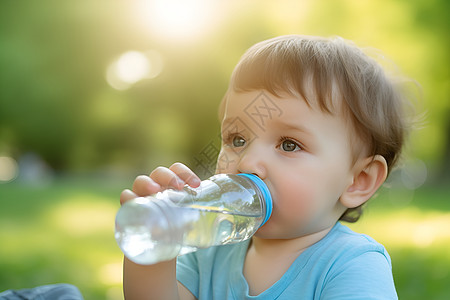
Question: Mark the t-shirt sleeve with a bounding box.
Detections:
[320,250,398,300]
[177,253,200,298]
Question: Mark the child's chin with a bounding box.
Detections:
[254,226,278,239]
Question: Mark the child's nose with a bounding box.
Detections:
[237,145,267,179]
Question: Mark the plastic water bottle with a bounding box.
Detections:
[115,173,272,265]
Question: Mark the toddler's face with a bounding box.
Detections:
[216,89,358,238]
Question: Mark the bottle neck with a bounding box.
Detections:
[236,173,272,227]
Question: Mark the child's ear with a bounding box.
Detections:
[340,155,388,209]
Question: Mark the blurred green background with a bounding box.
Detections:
[0,0,449,299]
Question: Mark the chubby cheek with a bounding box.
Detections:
[277,181,318,221]
[258,178,320,236]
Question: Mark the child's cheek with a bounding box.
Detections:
[276,181,317,221]
[258,186,319,238]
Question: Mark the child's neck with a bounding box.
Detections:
[243,226,334,296]
[251,226,333,256]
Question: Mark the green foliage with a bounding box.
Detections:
[0,0,449,175]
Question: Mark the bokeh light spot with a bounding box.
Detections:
[106,50,163,90]
[401,158,428,190]
[0,156,18,182]
[116,51,150,84]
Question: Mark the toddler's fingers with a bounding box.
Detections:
[150,166,187,190]
[132,175,162,196]
[169,162,201,188]
[120,189,137,205]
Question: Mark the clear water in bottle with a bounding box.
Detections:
[115,173,272,265]
[118,207,262,264]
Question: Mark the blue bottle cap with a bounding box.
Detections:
[237,173,273,227]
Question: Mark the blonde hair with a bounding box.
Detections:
[222,35,412,222]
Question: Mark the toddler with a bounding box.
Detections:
[120,35,411,299]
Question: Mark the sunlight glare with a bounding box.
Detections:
[49,199,117,236]
[137,0,215,40]
[412,222,435,248]
[350,209,450,249]
[99,262,123,285]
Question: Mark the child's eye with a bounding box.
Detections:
[279,138,302,152]
[232,136,246,147]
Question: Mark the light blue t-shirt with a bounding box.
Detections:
[176,222,397,299]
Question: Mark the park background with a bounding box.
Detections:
[0,0,449,299]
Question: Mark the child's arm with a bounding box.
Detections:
[120,163,201,300]
[123,258,195,300]
[123,258,178,299]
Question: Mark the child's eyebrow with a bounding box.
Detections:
[221,116,314,139]
[276,120,314,137]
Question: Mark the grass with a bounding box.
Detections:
[0,177,125,299]
[0,177,449,299]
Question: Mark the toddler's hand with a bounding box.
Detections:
[119,162,202,205]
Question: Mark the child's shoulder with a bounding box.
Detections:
[298,223,398,299]
[331,222,387,249]
[313,222,392,265]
